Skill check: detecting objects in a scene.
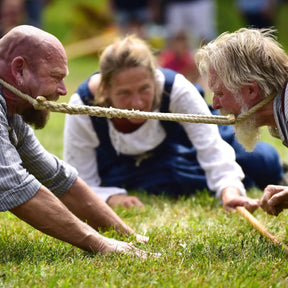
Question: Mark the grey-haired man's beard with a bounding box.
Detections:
[219,108,260,152]
[22,108,50,129]
[233,117,260,152]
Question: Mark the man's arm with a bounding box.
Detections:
[10,185,148,255]
[60,177,148,242]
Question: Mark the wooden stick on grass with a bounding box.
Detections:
[236,206,288,253]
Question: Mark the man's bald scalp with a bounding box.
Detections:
[0,25,66,65]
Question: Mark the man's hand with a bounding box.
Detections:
[97,235,161,258]
[221,186,259,212]
[107,194,144,208]
[260,185,288,216]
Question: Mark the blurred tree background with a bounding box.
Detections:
[43,0,110,44]
[43,0,288,51]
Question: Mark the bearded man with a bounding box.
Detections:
[195,27,288,216]
[0,25,152,257]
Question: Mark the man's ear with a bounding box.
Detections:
[249,81,261,100]
[243,81,262,106]
[11,56,25,85]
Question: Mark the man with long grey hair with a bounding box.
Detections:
[195,27,288,216]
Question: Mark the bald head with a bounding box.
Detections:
[0,25,68,126]
[0,25,67,72]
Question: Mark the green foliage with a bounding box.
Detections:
[43,0,110,44]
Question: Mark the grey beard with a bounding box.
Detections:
[234,117,260,152]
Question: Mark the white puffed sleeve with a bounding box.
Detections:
[63,93,127,202]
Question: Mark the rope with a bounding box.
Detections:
[236,93,276,122]
[34,96,237,124]
[0,78,275,125]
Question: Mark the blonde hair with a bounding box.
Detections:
[94,35,161,108]
[195,28,288,98]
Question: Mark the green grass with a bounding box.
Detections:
[2,190,288,287]
[2,1,288,287]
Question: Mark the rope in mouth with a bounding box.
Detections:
[0,78,275,125]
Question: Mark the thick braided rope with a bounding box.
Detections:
[0,78,275,125]
[34,96,236,124]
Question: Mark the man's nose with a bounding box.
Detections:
[57,81,67,96]
[212,95,221,109]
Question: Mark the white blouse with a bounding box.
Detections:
[63,70,246,202]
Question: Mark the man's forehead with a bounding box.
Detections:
[39,57,68,78]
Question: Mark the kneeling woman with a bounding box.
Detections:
[64,35,282,211]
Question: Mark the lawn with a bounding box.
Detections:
[2,188,288,287]
[1,1,288,287]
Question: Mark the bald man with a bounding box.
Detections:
[0,25,151,257]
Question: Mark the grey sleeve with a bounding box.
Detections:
[0,112,77,211]
[16,120,78,198]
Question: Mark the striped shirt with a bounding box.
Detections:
[273,82,288,147]
[0,94,78,211]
